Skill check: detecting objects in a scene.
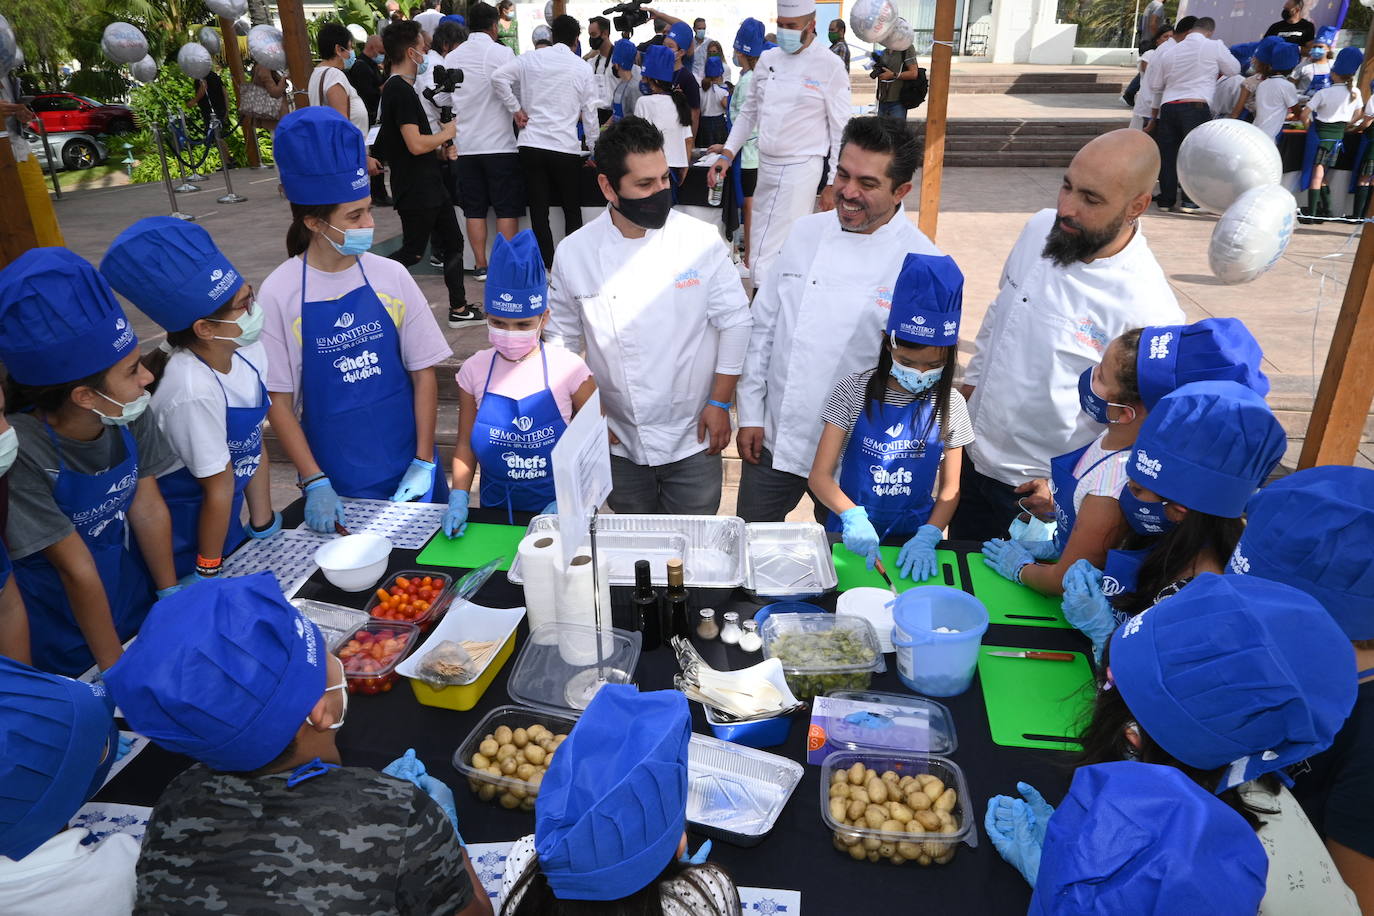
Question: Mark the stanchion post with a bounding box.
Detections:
[152,124,195,221]
[211,119,247,203]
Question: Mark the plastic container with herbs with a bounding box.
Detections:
[760,613,882,701]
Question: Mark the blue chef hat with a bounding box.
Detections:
[1109,573,1356,793]
[612,38,638,70]
[1333,46,1364,77]
[1134,318,1268,410]
[1316,25,1340,46]
[666,21,693,54]
[705,55,724,78]
[273,106,370,206]
[441,13,465,25]
[0,247,138,386]
[1127,380,1284,518]
[1253,35,1285,66]
[105,574,328,773]
[485,230,547,318]
[642,43,676,82]
[886,253,963,347]
[1029,762,1268,915]
[1269,41,1300,72]
[1228,466,1374,641]
[1229,42,1257,70]
[734,18,766,56]
[101,217,245,333]
[535,685,690,901]
[0,657,117,860]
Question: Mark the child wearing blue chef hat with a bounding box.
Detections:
[609,38,641,121]
[697,54,729,148]
[1298,46,1364,225]
[499,684,739,914]
[444,230,596,536]
[259,107,455,533]
[639,45,694,176]
[1229,466,1374,911]
[809,253,971,582]
[0,657,134,915]
[0,383,28,665]
[106,575,490,915]
[0,248,182,676]
[101,217,279,584]
[984,317,1268,598]
[988,574,1360,913]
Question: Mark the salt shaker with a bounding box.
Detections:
[696,607,719,640]
[737,619,762,652]
[719,611,742,645]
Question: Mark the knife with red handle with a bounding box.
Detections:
[987,650,1077,662]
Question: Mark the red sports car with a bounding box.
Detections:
[28,92,135,136]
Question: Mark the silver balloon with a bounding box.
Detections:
[177,41,214,79]
[544,0,555,26]
[0,14,16,78]
[347,23,367,44]
[882,17,914,51]
[247,24,287,70]
[130,54,158,83]
[849,0,897,44]
[199,26,223,56]
[205,0,249,18]
[532,24,552,45]
[102,22,149,64]
[1209,185,1296,284]
[1178,119,1283,215]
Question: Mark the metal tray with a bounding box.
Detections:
[291,598,370,652]
[686,732,803,847]
[507,514,747,588]
[743,522,838,597]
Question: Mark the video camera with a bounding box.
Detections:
[604,0,649,33]
[868,51,886,80]
[421,64,464,124]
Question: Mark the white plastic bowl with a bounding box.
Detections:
[314,533,393,592]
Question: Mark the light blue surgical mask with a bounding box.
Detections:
[93,390,151,427]
[325,221,374,256]
[890,363,942,395]
[1310,47,1326,60]
[410,48,430,76]
[372,53,385,65]
[209,300,266,347]
[777,27,804,54]
[0,427,17,477]
[343,49,357,69]
[1008,500,1057,542]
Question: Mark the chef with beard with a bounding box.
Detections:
[950,129,1185,542]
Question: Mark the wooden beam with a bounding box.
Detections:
[277,0,315,113]
[917,0,956,240]
[0,137,39,269]
[219,18,261,168]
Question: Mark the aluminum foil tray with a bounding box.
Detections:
[744,522,838,597]
[686,732,803,846]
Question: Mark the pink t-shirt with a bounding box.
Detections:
[456,344,594,423]
[258,252,453,399]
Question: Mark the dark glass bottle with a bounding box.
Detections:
[632,560,662,651]
[665,557,691,640]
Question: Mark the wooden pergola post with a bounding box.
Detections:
[277,0,315,113]
[219,18,261,168]
[917,0,956,240]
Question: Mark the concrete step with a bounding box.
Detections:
[912,119,1122,137]
[948,72,1133,94]
[941,137,1092,152]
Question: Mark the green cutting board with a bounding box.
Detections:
[977,645,1094,752]
[414,522,527,572]
[831,544,962,593]
[966,552,1072,629]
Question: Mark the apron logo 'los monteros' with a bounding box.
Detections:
[885,422,903,438]
[334,312,355,329]
[512,416,534,432]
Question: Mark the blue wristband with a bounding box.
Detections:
[707,399,733,411]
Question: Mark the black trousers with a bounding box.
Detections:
[948,452,1023,543]
[1155,101,1211,206]
[428,159,461,259]
[389,204,468,310]
[519,145,585,267]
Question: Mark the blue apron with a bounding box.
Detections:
[1101,547,1149,601]
[14,424,154,675]
[1049,441,1125,554]
[470,345,566,523]
[1299,120,1349,189]
[158,351,270,578]
[824,395,942,540]
[298,256,446,502]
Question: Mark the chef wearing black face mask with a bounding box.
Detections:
[586,15,617,124]
[544,117,753,516]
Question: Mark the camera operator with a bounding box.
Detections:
[417,19,467,272]
[380,19,480,323]
[872,42,920,120]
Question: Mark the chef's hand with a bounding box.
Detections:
[607,427,621,446]
[818,185,837,212]
[984,795,1042,886]
[896,524,941,581]
[698,403,731,454]
[247,510,282,539]
[367,155,383,176]
[708,151,732,188]
[706,143,725,155]
[513,109,530,129]
[839,506,880,570]
[391,458,436,503]
[443,491,469,538]
[1013,477,1053,517]
[736,426,764,465]
[304,478,347,533]
[982,538,1034,583]
[1015,782,1055,845]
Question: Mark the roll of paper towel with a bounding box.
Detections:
[557,551,614,665]
[518,533,562,645]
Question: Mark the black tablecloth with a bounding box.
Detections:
[1278,127,1363,174]
[96,504,1088,913]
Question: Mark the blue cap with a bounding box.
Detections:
[705,55,724,78]
[485,230,546,318]
[1316,25,1340,45]
[106,574,329,772]
[1229,466,1374,640]
[0,658,117,859]
[273,107,370,206]
[1110,573,1356,792]
[735,18,765,56]
[441,13,465,25]
[1030,762,1268,915]
[1269,41,1300,71]
[101,217,245,333]
[1333,46,1363,77]
[612,37,638,69]
[666,21,693,54]
[642,44,675,82]
[886,253,963,347]
[0,247,138,386]
[1127,381,1284,517]
[1254,35,1286,66]
[1229,41,1257,69]
[535,685,690,900]
[1135,318,1268,410]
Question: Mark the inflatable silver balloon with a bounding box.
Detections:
[247,24,287,70]
[130,54,158,83]
[1209,185,1296,284]
[849,0,898,44]
[1178,119,1283,215]
[0,14,17,78]
[347,23,367,44]
[199,26,223,56]
[544,0,555,26]
[883,17,914,51]
[532,24,552,45]
[177,41,213,79]
[102,22,149,65]
[205,0,249,18]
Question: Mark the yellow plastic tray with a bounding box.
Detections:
[409,629,517,711]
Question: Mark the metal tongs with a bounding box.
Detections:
[671,637,806,723]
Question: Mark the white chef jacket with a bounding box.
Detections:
[545,209,754,467]
[723,39,849,178]
[1148,31,1239,104]
[737,209,942,477]
[589,50,617,110]
[963,208,1184,486]
[445,33,518,155]
[491,43,601,154]
[413,8,443,38]
[0,828,138,916]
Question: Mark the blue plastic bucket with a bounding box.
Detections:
[890,587,989,697]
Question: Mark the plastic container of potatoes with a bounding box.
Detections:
[819,751,976,866]
[451,705,576,811]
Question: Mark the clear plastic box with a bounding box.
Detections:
[364,570,455,627]
[760,613,882,701]
[687,733,803,847]
[336,619,420,695]
[825,690,958,755]
[291,598,369,652]
[451,705,578,810]
[506,623,642,716]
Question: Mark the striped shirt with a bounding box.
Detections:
[821,369,974,458]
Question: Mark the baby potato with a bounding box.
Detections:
[935,787,957,812]
[485,765,502,778]
[524,745,546,766]
[880,819,906,835]
[528,771,544,790]
[848,762,867,785]
[496,743,518,761]
[477,783,497,801]
[915,773,937,789]
[888,802,914,824]
[862,837,882,852]
[922,778,946,802]
[849,787,870,807]
[877,842,896,859]
[922,840,949,859]
[512,727,529,748]
[553,733,567,746]
[899,775,918,793]
[866,850,881,863]
[915,810,942,831]
[846,799,867,821]
[889,852,906,866]
[832,769,849,785]
[829,782,850,800]
[934,850,955,866]
[527,724,546,739]
[479,738,499,758]
[833,833,849,853]
[494,725,513,745]
[866,778,888,805]
[864,805,888,829]
[516,763,536,781]
[471,752,491,770]
[917,853,932,866]
[520,797,535,812]
[881,770,900,785]
[939,812,958,833]
[500,757,518,776]
[498,792,520,809]
[830,798,848,823]
[897,840,923,860]
[509,785,527,801]
[836,827,862,848]
[903,820,925,835]
[848,843,868,861]
[906,790,932,811]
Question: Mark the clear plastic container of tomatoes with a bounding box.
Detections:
[336,620,420,694]
[365,571,455,628]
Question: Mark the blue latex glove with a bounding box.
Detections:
[391,458,436,503]
[155,584,184,599]
[443,491,470,539]
[540,500,558,516]
[679,838,712,864]
[382,747,427,784]
[1014,539,1059,561]
[839,506,880,569]
[247,510,282,539]
[304,478,346,533]
[896,524,942,581]
[116,733,135,761]
[982,538,1035,583]
[984,795,1043,886]
[1016,781,1055,846]
[1061,559,1116,663]
[419,774,463,844]
[382,749,463,843]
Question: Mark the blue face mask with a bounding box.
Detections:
[639,79,652,95]
[1310,47,1326,60]
[1119,486,1177,536]
[1078,367,1135,425]
[343,50,357,69]
[1008,500,1057,542]
[325,222,374,256]
[372,53,385,64]
[410,49,429,76]
[890,363,943,395]
[777,27,804,54]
